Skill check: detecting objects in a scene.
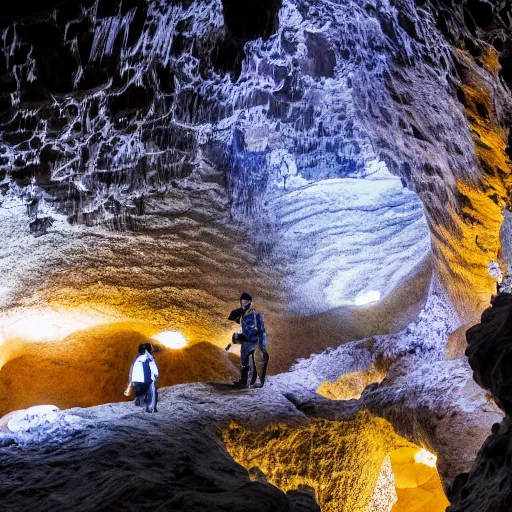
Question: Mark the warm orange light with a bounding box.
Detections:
[0,307,112,342]
[152,330,187,349]
[223,413,449,512]
[9,312,62,341]
[414,448,437,468]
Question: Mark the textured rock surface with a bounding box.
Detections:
[270,278,503,483]
[0,0,510,401]
[0,1,510,510]
[0,383,317,512]
[264,172,429,314]
[0,185,431,380]
[466,292,512,412]
[223,413,410,512]
[0,377,445,512]
[0,0,510,317]
[447,293,512,511]
[0,281,502,511]
[0,0,439,360]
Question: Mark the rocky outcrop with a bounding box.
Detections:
[270,278,503,484]
[0,279,503,511]
[0,363,451,512]
[465,292,512,412]
[447,293,512,511]
[0,383,319,511]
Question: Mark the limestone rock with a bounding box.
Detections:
[7,405,60,432]
[448,293,512,511]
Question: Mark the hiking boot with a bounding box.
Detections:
[233,365,250,388]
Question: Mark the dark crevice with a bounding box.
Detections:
[466,0,495,29]
[499,40,512,89]
[221,0,281,40]
[211,0,282,79]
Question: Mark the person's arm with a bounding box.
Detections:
[256,313,267,351]
[150,358,159,380]
[228,307,244,323]
[124,359,136,396]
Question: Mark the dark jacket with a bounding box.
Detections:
[229,306,267,348]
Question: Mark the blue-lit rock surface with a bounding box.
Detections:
[0,0,510,510]
[265,169,429,314]
[0,0,509,314]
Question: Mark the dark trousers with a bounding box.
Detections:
[133,381,158,412]
[240,341,258,368]
[239,342,269,387]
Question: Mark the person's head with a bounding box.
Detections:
[138,344,146,355]
[144,342,154,355]
[239,292,252,310]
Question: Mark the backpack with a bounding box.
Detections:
[142,357,152,384]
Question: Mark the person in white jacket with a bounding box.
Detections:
[125,343,159,413]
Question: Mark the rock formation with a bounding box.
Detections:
[0,0,510,510]
[0,276,502,511]
[447,292,512,511]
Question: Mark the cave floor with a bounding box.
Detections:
[0,382,314,512]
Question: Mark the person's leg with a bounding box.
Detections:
[233,343,253,388]
[145,381,157,413]
[258,351,269,387]
[251,348,269,388]
[133,383,148,406]
[250,351,258,386]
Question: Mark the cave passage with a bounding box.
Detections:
[222,412,449,512]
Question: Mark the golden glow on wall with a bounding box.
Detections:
[0,307,113,343]
[390,447,448,512]
[433,48,512,316]
[0,319,238,416]
[222,411,449,512]
[152,330,187,349]
[6,311,77,342]
[317,366,387,400]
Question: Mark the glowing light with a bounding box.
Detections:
[152,330,187,349]
[9,312,66,341]
[0,307,113,342]
[414,448,437,467]
[354,290,381,306]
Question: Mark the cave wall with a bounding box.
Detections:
[447,292,512,511]
[0,0,510,379]
[0,0,510,320]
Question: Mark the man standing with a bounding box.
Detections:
[227,292,269,388]
[124,342,159,412]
